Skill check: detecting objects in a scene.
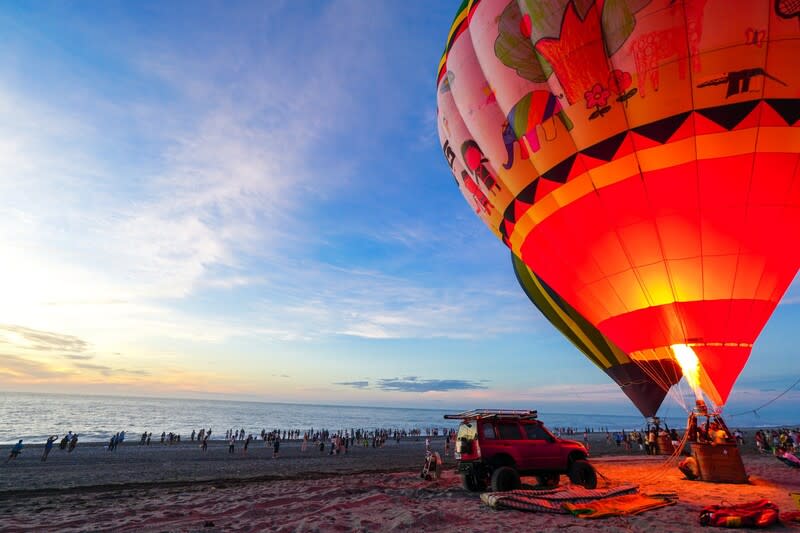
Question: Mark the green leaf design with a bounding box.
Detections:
[602,0,652,55]
[495,1,553,82]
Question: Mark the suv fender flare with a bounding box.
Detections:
[567,451,587,466]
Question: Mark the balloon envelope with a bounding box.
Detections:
[512,252,679,417]
[437,0,800,407]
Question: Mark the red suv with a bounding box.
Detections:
[445,409,597,492]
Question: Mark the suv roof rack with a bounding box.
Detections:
[443,409,538,420]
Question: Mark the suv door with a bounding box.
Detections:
[491,420,524,465]
[517,421,562,470]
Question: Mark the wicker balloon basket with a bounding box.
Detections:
[656,433,675,455]
[692,442,748,483]
[684,405,748,484]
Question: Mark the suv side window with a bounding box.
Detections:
[496,422,522,440]
[523,423,550,440]
[481,424,496,439]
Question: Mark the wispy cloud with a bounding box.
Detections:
[334,380,370,389]
[375,376,486,393]
[0,324,89,353]
[62,354,94,361]
[0,354,71,381]
[0,323,158,385]
[73,362,150,377]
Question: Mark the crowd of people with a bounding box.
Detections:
[5,432,79,463]
[754,428,798,454]
[3,425,448,464]
[7,423,800,466]
[107,431,126,451]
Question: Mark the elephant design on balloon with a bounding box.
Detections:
[502,90,573,169]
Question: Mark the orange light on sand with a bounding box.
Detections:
[671,344,702,400]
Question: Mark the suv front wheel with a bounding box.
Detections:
[490,466,521,492]
[568,459,598,489]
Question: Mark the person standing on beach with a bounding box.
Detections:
[68,434,78,452]
[243,434,251,454]
[6,440,24,463]
[646,428,657,455]
[228,435,235,454]
[273,436,280,459]
[201,435,209,452]
[42,435,57,462]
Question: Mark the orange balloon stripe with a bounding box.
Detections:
[520,159,800,321]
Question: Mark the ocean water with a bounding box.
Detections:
[0,391,795,444]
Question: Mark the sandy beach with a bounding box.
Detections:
[1,432,799,532]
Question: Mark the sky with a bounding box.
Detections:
[0,1,798,417]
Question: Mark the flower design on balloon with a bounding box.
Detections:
[608,69,637,103]
[585,83,611,120]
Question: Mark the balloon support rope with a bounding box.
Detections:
[592,432,691,490]
[728,375,800,418]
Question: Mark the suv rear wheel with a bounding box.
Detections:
[568,459,597,489]
[490,466,520,492]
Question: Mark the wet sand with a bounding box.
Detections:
[1,433,799,532]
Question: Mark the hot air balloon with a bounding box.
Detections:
[437,0,800,409]
[512,252,681,417]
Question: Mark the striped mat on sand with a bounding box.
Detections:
[481,484,639,514]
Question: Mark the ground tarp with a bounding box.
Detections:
[564,492,676,518]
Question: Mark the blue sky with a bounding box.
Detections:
[0,1,797,417]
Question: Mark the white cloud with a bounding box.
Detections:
[0,1,541,369]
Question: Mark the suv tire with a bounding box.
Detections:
[490,466,520,492]
[568,459,597,489]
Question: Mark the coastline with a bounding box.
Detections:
[2,431,799,532]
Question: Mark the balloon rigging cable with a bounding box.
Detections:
[728,375,800,418]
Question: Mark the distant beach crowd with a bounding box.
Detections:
[4,425,456,463]
[5,424,798,465]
